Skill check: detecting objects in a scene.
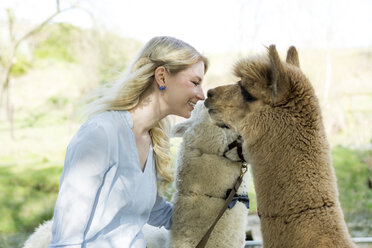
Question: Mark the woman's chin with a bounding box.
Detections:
[182,112,191,119]
[179,110,191,119]
[172,107,192,119]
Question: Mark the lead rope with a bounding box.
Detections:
[195,162,248,248]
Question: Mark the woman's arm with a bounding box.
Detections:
[147,193,173,230]
[50,122,111,246]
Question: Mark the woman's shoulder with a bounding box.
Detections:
[77,111,127,138]
[87,111,125,128]
[66,111,132,158]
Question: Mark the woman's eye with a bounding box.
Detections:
[192,81,200,86]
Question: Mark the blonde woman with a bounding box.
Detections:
[49,36,208,248]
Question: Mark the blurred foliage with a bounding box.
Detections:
[332,146,372,236]
[0,160,62,233]
[96,32,143,84]
[33,23,79,63]
[333,146,372,212]
[5,22,143,89]
[10,55,32,77]
[46,96,69,109]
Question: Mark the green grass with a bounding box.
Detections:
[332,146,372,213]
[0,162,62,233]
[332,146,372,236]
[0,232,30,248]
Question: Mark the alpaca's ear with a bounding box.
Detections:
[286,46,300,68]
[268,45,291,104]
[268,45,284,98]
[171,120,192,137]
[233,59,249,79]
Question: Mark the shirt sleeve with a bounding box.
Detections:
[50,122,112,246]
[147,193,173,230]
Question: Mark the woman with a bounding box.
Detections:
[49,36,209,247]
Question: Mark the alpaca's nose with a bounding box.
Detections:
[207,90,214,98]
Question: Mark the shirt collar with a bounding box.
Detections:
[121,111,134,129]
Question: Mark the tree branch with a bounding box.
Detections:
[6,9,15,44]
[0,4,78,108]
[14,5,77,52]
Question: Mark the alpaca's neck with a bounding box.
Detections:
[246,129,337,218]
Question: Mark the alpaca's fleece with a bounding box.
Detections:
[142,225,169,248]
[24,103,250,248]
[169,102,250,248]
[204,45,355,248]
[23,220,53,248]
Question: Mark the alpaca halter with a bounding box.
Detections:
[195,132,248,248]
[196,158,249,248]
[223,136,246,162]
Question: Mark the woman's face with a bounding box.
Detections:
[163,60,205,118]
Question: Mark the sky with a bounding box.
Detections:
[1,0,372,53]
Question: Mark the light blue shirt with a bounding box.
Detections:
[49,111,173,248]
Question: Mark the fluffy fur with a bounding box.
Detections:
[169,102,250,248]
[204,45,356,248]
[23,103,250,248]
[23,220,53,248]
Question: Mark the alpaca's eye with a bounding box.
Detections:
[217,123,230,129]
[240,86,256,102]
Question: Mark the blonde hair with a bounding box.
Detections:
[83,36,209,190]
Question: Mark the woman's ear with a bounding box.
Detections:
[154,66,168,88]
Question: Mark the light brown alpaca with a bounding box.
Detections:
[204,45,356,248]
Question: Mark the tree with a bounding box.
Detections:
[0,0,90,139]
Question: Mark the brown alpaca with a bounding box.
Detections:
[204,45,356,248]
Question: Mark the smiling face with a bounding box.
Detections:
[163,60,206,118]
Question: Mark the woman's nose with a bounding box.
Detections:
[196,86,205,100]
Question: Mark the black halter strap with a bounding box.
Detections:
[223,136,246,162]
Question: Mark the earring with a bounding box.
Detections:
[159,85,166,91]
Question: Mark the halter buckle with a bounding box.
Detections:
[240,162,248,179]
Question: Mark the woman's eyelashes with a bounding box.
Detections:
[191,81,200,86]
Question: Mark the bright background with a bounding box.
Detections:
[2,0,372,52]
